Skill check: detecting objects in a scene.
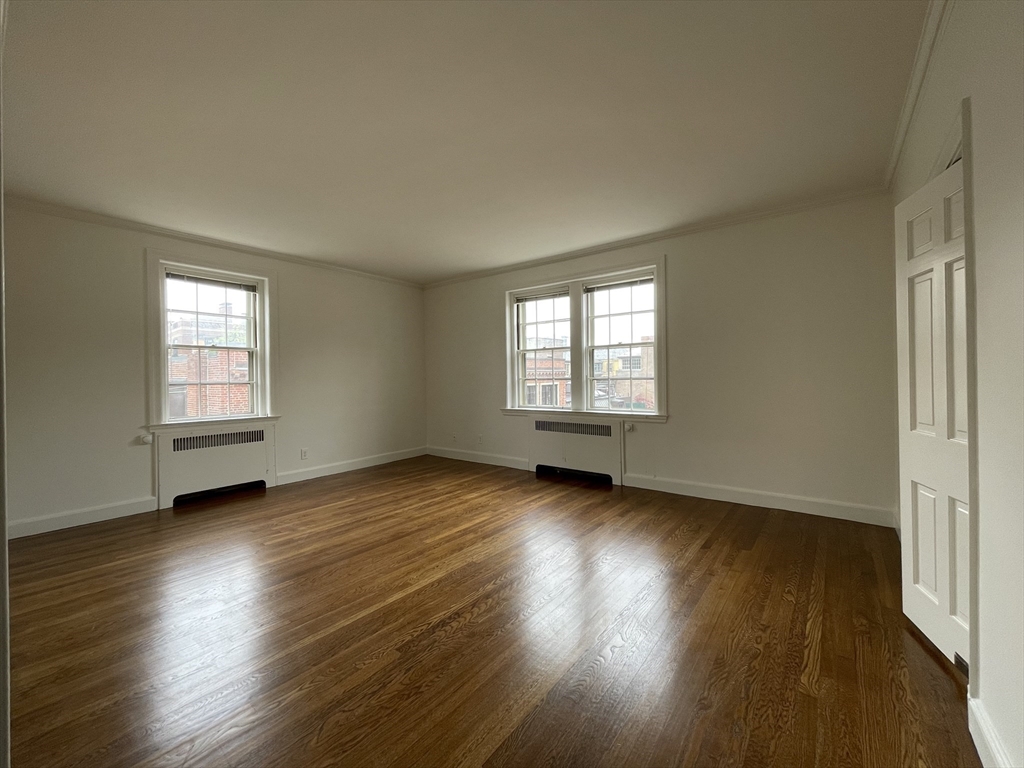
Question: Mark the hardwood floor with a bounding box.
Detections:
[10,456,980,767]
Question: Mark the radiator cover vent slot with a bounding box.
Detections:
[172,429,265,452]
[535,420,612,437]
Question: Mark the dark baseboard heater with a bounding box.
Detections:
[535,464,613,486]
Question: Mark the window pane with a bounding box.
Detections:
[591,379,609,409]
[525,382,537,406]
[166,278,197,311]
[632,380,655,412]
[229,350,251,382]
[632,312,654,343]
[197,282,226,314]
[226,317,251,347]
[202,384,229,417]
[224,287,250,317]
[525,324,538,350]
[632,283,654,312]
[609,347,631,377]
[554,320,570,346]
[167,348,198,384]
[554,295,570,320]
[524,301,536,323]
[592,316,609,346]
[607,379,631,410]
[536,298,554,322]
[229,384,254,415]
[201,349,230,383]
[631,346,649,374]
[197,315,227,346]
[609,315,631,345]
[592,290,609,316]
[540,382,555,406]
[535,349,552,380]
[592,348,608,377]
[168,384,199,420]
[536,322,554,347]
[167,312,197,345]
[609,286,631,314]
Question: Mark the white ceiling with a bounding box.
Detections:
[5,0,927,284]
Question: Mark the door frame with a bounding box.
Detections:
[960,97,981,701]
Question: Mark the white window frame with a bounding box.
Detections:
[146,249,279,427]
[504,257,668,421]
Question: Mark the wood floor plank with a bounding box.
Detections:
[9,456,982,768]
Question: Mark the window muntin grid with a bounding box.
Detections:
[516,293,571,410]
[586,281,656,413]
[165,273,259,420]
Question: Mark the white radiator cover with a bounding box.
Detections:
[528,418,623,484]
[155,420,278,508]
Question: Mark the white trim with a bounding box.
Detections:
[147,415,279,434]
[884,0,956,188]
[968,698,1016,768]
[5,194,418,288]
[623,473,896,528]
[8,497,158,539]
[500,407,667,424]
[426,187,885,289]
[277,447,428,484]
[416,453,897,528]
[426,447,529,471]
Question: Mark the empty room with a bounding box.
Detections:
[0,0,1021,766]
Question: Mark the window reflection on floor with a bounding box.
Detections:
[143,543,269,748]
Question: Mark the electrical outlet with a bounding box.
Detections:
[477,434,483,445]
[300,448,309,460]
[452,433,457,444]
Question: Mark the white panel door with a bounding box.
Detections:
[895,161,970,663]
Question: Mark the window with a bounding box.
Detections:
[587,279,655,412]
[508,262,665,417]
[514,291,572,409]
[147,250,276,424]
[164,272,260,420]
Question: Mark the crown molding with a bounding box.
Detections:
[884,0,956,189]
[3,194,420,289]
[425,185,887,290]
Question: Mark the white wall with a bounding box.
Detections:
[894,2,1024,765]
[3,204,426,536]
[425,192,899,525]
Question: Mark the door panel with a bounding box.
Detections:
[912,482,939,598]
[895,161,970,663]
[910,271,936,433]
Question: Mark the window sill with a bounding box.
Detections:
[148,415,280,433]
[500,408,667,423]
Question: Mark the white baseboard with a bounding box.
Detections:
[969,697,1016,768]
[426,446,529,471]
[9,496,159,539]
[623,473,896,528]
[277,446,428,484]
[9,448,430,538]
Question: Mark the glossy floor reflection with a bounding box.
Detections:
[10,457,980,767]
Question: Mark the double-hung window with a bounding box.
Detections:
[164,272,259,420]
[586,277,656,412]
[514,290,572,409]
[508,262,665,417]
